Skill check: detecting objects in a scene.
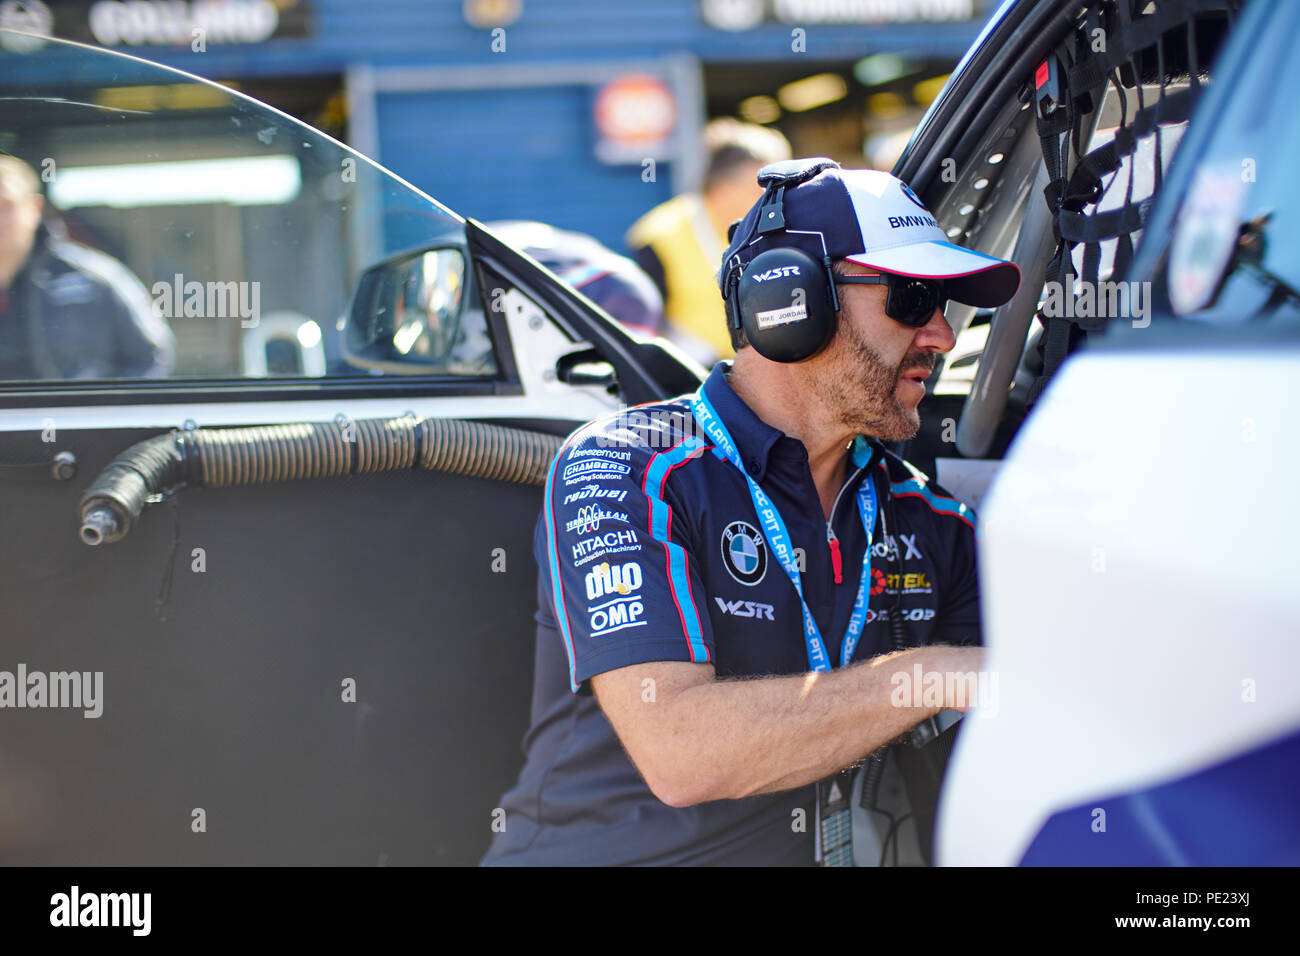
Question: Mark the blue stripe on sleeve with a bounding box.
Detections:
[643,437,710,663]
[543,436,583,692]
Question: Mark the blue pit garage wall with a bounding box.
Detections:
[349,57,703,251]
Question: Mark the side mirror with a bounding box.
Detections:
[342,245,472,374]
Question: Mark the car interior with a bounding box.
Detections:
[895,0,1241,482]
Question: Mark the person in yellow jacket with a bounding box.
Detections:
[626,119,790,365]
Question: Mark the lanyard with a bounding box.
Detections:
[690,388,877,672]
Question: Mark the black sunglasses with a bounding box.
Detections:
[832,273,948,328]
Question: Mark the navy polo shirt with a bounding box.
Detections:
[482,362,981,866]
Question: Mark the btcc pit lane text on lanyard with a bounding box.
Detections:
[690,388,877,671]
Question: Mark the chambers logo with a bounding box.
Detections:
[562,458,630,484]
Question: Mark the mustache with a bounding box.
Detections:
[898,352,936,377]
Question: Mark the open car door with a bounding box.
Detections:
[0,31,699,865]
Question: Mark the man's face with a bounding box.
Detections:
[707,161,767,229]
[806,267,956,441]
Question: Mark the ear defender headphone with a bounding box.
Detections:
[722,158,842,363]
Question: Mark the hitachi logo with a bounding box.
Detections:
[751,266,801,282]
[573,529,638,559]
[887,214,938,229]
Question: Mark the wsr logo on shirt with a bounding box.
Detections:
[714,597,775,620]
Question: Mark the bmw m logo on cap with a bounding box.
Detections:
[899,181,927,210]
[722,521,767,586]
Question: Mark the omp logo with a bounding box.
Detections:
[565,506,628,534]
[563,483,629,505]
[751,265,801,282]
[887,214,938,229]
[714,597,775,621]
[589,596,646,637]
[563,458,631,484]
[584,561,643,600]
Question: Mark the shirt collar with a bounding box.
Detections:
[700,361,886,484]
[700,361,786,482]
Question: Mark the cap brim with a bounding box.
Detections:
[845,240,1021,309]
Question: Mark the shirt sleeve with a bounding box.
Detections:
[538,427,715,692]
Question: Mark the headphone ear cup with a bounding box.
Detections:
[735,248,836,363]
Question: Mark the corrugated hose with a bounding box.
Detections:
[78,416,564,546]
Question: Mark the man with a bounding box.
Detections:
[0,155,174,379]
[484,160,1020,866]
[626,118,790,365]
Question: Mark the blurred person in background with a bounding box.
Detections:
[491,220,664,337]
[0,155,174,379]
[625,118,790,365]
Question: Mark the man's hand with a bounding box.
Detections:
[591,645,983,807]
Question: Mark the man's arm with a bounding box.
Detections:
[58,242,176,378]
[106,280,175,378]
[592,643,981,807]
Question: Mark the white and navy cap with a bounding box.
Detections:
[721,163,1020,308]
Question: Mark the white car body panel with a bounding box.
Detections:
[937,348,1300,865]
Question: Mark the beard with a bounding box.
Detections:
[814,317,935,441]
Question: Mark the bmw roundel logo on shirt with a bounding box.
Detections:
[721,521,767,586]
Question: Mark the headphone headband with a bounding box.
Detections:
[721,157,841,289]
[721,158,844,361]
